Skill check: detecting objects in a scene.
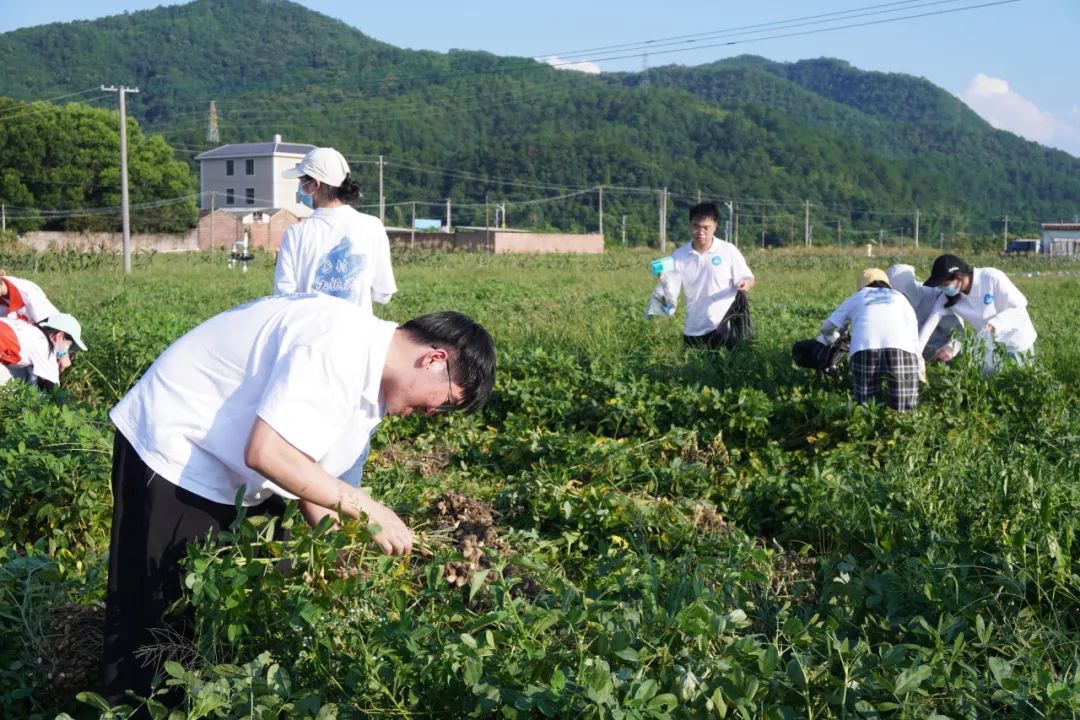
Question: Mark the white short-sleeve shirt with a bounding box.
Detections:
[109,294,396,506]
[273,205,397,315]
[825,287,919,356]
[920,268,1036,353]
[1,276,60,324]
[671,237,754,337]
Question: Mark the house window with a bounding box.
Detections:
[245,158,255,175]
[226,160,234,176]
[226,188,235,205]
[245,188,255,205]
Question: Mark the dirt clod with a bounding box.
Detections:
[43,603,104,698]
[692,505,733,536]
[427,491,540,598]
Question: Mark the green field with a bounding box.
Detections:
[1,248,1078,719]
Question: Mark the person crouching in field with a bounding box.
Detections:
[671,202,755,351]
[0,313,87,389]
[0,273,62,324]
[886,263,963,364]
[919,254,1036,374]
[820,268,921,411]
[103,295,495,709]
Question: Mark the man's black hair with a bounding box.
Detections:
[689,202,721,224]
[865,280,890,289]
[401,311,496,413]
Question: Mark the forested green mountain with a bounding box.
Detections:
[1,0,1076,241]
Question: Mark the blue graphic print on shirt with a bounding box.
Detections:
[864,287,895,306]
[983,293,994,305]
[313,237,367,299]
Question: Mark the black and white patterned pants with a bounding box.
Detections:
[850,348,920,411]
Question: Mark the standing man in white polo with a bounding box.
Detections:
[670,202,756,350]
[102,295,496,708]
[274,147,397,316]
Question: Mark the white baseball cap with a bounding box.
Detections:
[281,147,350,188]
[40,313,88,351]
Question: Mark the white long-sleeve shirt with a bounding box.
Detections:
[917,268,1035,354]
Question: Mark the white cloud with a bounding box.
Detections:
[960,73,1073,150]
[541,55,601,74]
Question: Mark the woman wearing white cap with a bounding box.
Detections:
[819,268,921,410]
[274,147,397,316]
[0,312,87,389]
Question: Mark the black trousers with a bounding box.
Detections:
[102,431,284,708]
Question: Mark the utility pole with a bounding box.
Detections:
[724,201,733,243]
[1003,215,1009,251]
[410,201,416,250]
[914,208,920,248]
[102,84,139,274]
[837,219,842,247]
[760,209,766,249]
[485,195,490,249]
[697,189,701,204]
[733,206,739,247]
[804,199,810,247]
[621,214,627,247]
[378,155,385,223]
[446,197,452,232]
[659,187,667,253]
[598,185,604,238]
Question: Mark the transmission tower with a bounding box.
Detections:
[207,100,220,143]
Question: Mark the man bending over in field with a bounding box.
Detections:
[670,202,755,351]
[820,269,920,411]
[103,294,496,709]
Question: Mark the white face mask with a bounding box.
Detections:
[942,282,961,298]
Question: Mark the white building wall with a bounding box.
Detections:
[1042,229,1080,256]
[272,155,305,208]
[199,153,307,210]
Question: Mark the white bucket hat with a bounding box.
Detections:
[40,313,88,351]
[281,147,350,188]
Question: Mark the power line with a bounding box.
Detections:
[0,94,112,123]
[545,0,970,62]
[542,0,1021,69]
[0,87,101,119]
[4,193,199,219]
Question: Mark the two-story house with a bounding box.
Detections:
[195,135,315,210]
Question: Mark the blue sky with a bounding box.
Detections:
[3,0,1077,155]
